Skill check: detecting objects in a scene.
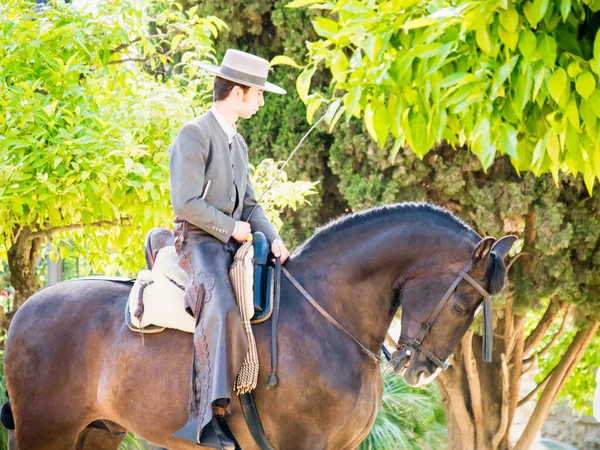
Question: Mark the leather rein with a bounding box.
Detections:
[281,260,494,370]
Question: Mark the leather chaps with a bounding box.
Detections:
[174,219,249,434]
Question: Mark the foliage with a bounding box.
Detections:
[290,0,600,193]
[359,370,446,450]
[0,0,317,278]
[0,0,223,274]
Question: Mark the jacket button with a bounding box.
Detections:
[230,196,235,202]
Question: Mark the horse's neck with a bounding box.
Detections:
[288,228,417,353]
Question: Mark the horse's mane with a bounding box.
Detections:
[294,202,480,256]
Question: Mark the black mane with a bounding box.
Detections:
[294,202,480,256]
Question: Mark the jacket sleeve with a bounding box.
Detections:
[169,122,236,243]
[240,161,282,245]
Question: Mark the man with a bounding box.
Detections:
[169,49,290,449]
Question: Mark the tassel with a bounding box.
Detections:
[482,297,493,362]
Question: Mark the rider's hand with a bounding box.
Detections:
[232,221,252,243]
[271,240,290,264]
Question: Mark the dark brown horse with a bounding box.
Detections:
[3,203,515,449]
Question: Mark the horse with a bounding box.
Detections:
[2,202,516,449]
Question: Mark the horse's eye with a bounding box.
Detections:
[453,304,464,316]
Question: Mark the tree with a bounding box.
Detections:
[289,0,600,192]
[0,0,316,327]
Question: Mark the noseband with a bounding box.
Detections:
[393,260,494,371]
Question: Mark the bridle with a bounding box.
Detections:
[280,259,494,369]
[393,259,494,371]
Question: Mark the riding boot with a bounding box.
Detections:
[211,402,236,450]
[173,401,237,449]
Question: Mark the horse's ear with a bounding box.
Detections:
[471,237,496,263]
[491,235,518,261]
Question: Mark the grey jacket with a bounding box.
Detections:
[169,110,281,244]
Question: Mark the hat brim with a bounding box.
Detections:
[199,62,287,95]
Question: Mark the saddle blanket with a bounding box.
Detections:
[127,246,193,333]
[126,243,260,393]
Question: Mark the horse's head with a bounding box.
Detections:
[394,234,517,387]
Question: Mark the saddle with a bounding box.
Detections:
[127,228,275,334]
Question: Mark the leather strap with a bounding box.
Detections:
[239,393,276,450]
[267,258,282,389]
[282,267,383,364]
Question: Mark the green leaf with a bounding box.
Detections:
[518,29,537,60]
[344,85,362,121]
[311,17,339,38]
[270,55,301,69]
[401,17,437,31]
[576,72,596,99]
[593,31,600,75]
[373,101,391,147]
[560,0,571,22]
[546,128,561,163]
[409,112,429,158]
[498,27,519,51]
[328,104,346,132]
[537,33,557,67]
[588,90,600,119]
[532,0,550,24]
[285,0,324,7]
[566,95,580,129]
[476,27,491,54]
[364,102,378,143]
[500,124,519,160]
[491,56,519,97]
[296,66,316,102]
[499,6,519,32]
[306,96,324,124]
[548,67,567,103]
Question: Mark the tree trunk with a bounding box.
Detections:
[5,227,44,328]
[439,304,599,450]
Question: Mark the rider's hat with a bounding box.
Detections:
[199,49,287,95]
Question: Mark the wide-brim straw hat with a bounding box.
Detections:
[199,49,287,95]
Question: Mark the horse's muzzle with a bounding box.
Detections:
[390,347,413,375]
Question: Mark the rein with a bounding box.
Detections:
[281,267,384,364]
[280,260,494,371]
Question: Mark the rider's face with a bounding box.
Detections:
[235,86,264,119]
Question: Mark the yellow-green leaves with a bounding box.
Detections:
[548,67,568,103]
[576,72,596,99]
[296,66,316,103]
[594,30,600,74]
[364,100,391,147]
[293,0,600,193]
[538,34,557,67]
[270,55,301,69]
[523,0,549,28]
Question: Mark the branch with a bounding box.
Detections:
[521,354,537,376]
[523,297,563,355]
[28,219,128,239]
[523,304,571,365]
[514,321,600,450]
[462,331,485,449]
[518,365,553,407]
[492,353,510,450]
[507,316,524,361]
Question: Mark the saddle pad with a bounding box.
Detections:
[126,247,194,333]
